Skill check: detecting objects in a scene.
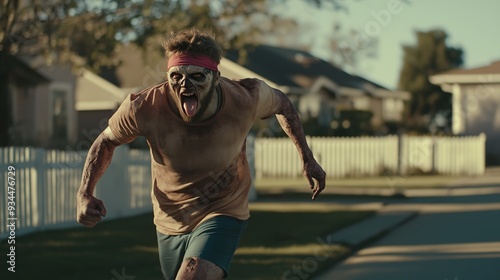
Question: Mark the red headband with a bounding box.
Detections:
[167,53,219,72]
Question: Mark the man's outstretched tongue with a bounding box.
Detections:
[183,97,198,117]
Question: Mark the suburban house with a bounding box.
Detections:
[224,45,411,136]
[8,45,163,149]
[7,55,127,149]
[430,60,500,165]
[6,55,50,146]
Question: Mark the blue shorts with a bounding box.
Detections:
[156,215,248,279]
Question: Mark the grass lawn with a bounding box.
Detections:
[1,203,373,280]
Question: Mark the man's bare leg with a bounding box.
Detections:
[175,257,224,280]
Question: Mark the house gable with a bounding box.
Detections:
[76,70,126,111]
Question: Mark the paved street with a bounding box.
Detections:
[316,168,500,280]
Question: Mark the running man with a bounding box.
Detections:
[76,28,326,280]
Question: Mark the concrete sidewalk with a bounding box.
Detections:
[314,167,500,280]
[324,208,417,249]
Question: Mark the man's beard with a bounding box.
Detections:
[180,81,217,123]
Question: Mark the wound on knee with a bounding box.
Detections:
[177,257,223,280]
[185,257,198,272]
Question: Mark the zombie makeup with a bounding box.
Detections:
[167,65,219,123]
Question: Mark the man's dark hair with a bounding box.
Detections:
[162,28,222,64]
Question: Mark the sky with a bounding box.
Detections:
[283,0,500,89]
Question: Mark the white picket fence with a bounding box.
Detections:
[0,133,486,238]
[254,134,486,178]
[0,146,152,239]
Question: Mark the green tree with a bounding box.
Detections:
[397,29,463,132]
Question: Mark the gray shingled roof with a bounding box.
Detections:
[224,45,387,90]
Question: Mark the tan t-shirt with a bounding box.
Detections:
[108,77,279,235]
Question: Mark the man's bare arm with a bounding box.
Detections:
[76,127,122,227]
[273,89,326,199]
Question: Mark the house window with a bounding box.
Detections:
[52,88,68,141]
[353,97,370,110]
[383,98,403,121]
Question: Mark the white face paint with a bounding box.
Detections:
[167,65,219,123]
